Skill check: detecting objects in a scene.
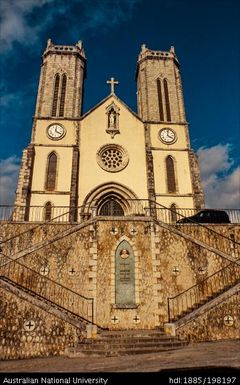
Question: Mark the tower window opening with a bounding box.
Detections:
[166,155,177,193]
[170,203,177,223]
[51,74,60,117]
[45,152,57,191]
[164,78,171,122]
[59,74,67,117]
[157,78,164,121]
[44,201,52,221]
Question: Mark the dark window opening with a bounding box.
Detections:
[157,78,164,121]
[44,202,52,221]
[52,74,60,117]
[99,200,124,216]
[164,78,171,122]
[166,155,176,193]
[59,74,67,117]
[46,152,57,191]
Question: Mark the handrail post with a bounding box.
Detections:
[167,298,171,323]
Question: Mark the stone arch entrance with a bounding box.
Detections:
[81,182,139,218]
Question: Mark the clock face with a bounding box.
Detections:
[159,128,176,144]
[47,124,65,140]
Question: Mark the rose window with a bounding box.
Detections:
[97,144,129,172]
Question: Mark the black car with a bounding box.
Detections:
[177,209,231,224]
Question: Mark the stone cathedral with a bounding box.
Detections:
[0,40,239,360]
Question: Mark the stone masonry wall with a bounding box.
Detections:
[176,293,240,342]
[0,288,78,360]
[0,220,239,354]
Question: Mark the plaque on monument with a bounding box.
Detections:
[115,240,135,306]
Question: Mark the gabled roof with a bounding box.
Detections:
[80,93,142,122]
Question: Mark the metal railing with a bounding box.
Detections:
[168,262,240,322]
[1,204,240,223]
[1,202,239,261]
[155,207,240,225]
[0,205,93,265]
[0,254,94,324]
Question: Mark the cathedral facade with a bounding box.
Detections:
[14,40,204,222]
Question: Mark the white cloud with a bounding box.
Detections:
[0,0,139,52]
[197,144,240,209]
[0,0,54,51]
[0,156,20,205]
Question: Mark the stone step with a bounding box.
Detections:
[79,340,185,350]
[81,336,178,344]
[99,330,165,338]
[69,343,186,357]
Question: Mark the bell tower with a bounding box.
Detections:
[137,44,204,210]
[35,39,86,119]
[14,40,86,221]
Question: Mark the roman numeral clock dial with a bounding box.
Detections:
[159,128,177,144]
[47,124,66,140]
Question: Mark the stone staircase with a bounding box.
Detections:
[67,329,188,357]
[167,261,240,323]
[0,203,239,355]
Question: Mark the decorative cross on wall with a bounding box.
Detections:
[40,266,49,276]
[111,315,119,324]
[172,266,180,275]
[107,77,119,94]
[133,315,140,323]
[110,227,118,235]
[130,228,138,236]
[24,320,35,331]
[68,267,76,275]
[224,315,234,326]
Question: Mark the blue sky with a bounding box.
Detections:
[0,0,239,207]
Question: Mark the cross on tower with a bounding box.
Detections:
[107,77,119,94]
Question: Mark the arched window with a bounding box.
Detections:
[52,74,60,117]
[99,200,124,216]
[45,152,57,191]
[170,203,177,223]
[44,202,52,221]
[157,78,164,121]
[59,74,67,117]
[164,78,171,122]
[166,155,176,193]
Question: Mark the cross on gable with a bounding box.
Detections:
[107,77,119,94]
